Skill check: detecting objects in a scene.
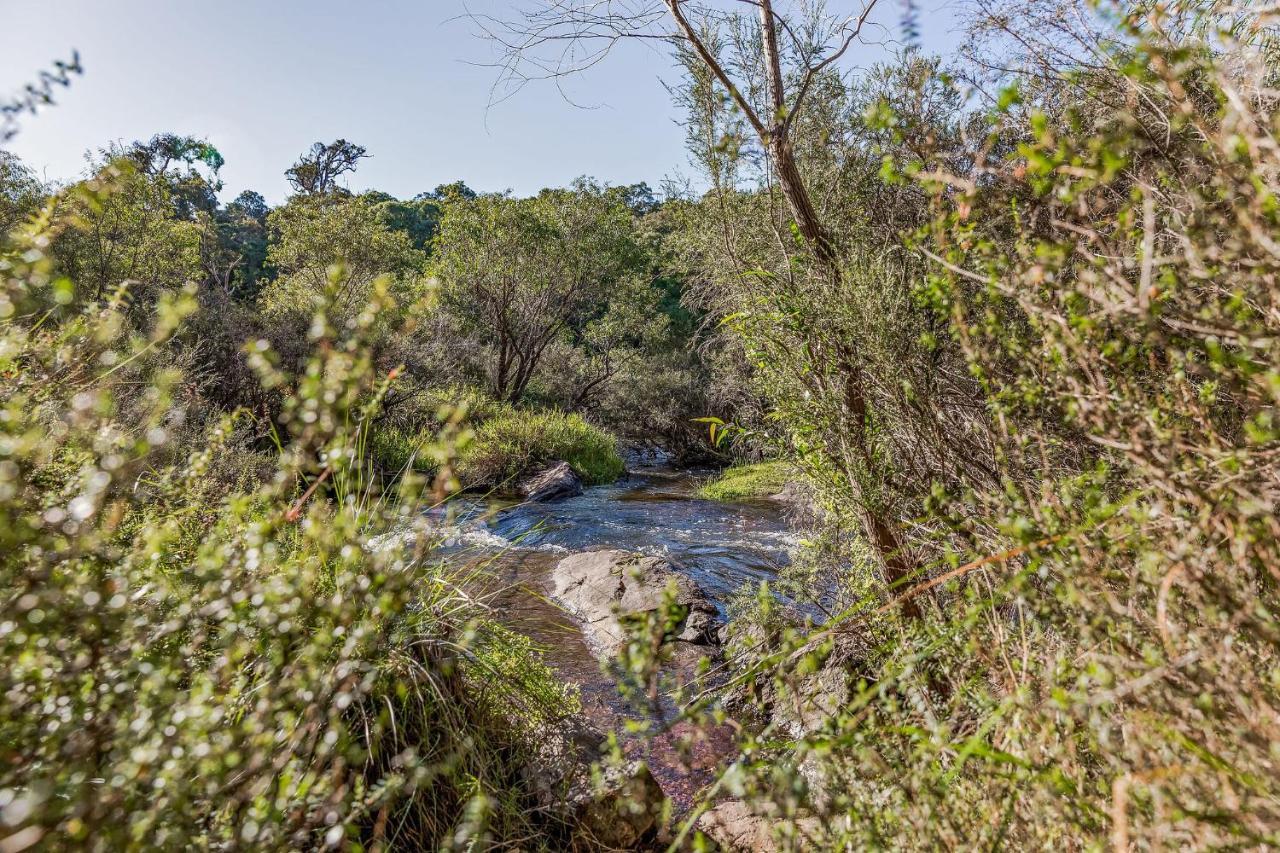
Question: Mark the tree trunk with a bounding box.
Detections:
[758,3,920,616]
[768,137,840,269]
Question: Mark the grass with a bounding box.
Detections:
[368,424,441,476]
[696,460,792,501]
[456,406,625,488]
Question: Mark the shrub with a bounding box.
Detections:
[696,460,790,501]
[669,10,1280,849]
[0,178,581,848]
[457,407,624,487]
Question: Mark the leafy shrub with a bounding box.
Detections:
[457,407,624,487]
[696,461,790,501]
[670,8,1280,849]
[0,176,581,849]
[366,424,441,476]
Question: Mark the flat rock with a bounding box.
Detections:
[552,549,721,656]
[518,460,583,502]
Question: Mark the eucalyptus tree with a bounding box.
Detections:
[434,182,644,404]
[285,139,369,197]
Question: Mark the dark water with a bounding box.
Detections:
[395,459,797,806]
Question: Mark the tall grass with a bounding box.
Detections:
[0,177,585,848]
[457,406,625,488]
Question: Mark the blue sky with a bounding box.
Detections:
[1,0,962,203]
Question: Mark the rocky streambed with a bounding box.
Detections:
[391,453,803,847]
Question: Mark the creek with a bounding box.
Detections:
[430,453,798,803]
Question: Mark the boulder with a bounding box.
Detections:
[552,549,721,656]
[695,800,823,852]
[518,460,583,502]
[523,716,662,848]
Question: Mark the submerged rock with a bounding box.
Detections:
[552,549,721,656]
[518,460,583,502]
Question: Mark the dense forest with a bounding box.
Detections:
[3,0,1279,849]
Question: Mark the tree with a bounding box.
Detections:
[482,0,935,612]
[562,275,669,412]
[259,195,427,369]
[423,181,478,203]
[0,151,44,235]
[285,139,368,196]
[227,189,269,222]
[434,183,642,403]
[196,190,272,299]
[52,159,202,304]
[483,1,885,269]
[364,192,442,253]
[123,133,225,218]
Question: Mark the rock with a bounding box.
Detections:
[552,549,721,656]
[622,444,673,470]
[695,800,823,851]
[563,759,662,848]
[522,716,662,848]
[769,479,824,525]
[518,460,582,502]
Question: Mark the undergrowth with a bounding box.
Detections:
[0,170,586,849]
[696,460,790,501]
[457,406,625,488]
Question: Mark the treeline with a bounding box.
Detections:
[2,134,729,480]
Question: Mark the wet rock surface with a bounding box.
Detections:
[552,549,721,656]
[517,460,583,502]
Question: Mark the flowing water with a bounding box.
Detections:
[423,455,798,803]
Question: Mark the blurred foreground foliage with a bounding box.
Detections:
[0,168,581,849]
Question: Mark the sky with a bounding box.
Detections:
[0,0,963,204]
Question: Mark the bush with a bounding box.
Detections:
[0,180,582,848]
[457,407,624,487]
[668,11,1280,849]
[696,460,790,501]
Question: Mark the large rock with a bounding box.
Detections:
[695,800,824,851]
[518,460,583,502]
[552,550,720,656]
[523,716,662,847]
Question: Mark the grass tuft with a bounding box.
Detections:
[696,460,791,501]
[457,406,625,487]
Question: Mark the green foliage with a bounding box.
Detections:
[696,461,790,501]
[662,4,1280,849]
[51,160,203,305]
[259,194,430,372]
[263,194,427,318]
[0,178,584,848]
[0,151,44,234]
[367,424,438,475]
[457,406,624,487]
[433,181,653,404]
[368,192,442,252]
